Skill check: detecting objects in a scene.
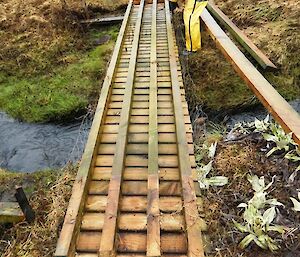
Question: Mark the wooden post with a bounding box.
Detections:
[15,187,35,223]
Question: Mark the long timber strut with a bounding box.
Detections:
[55,1,300,256]
[55,1,205,256]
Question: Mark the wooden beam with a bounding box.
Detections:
[207,1,277,70]
[98,1,145,256]
[201,9,300,145]
[147,0,161,256]
[54,2,134,257]
[0,202,24,224]
[164,1,205,257]
[15,187,35,223]
[80,16,124,25]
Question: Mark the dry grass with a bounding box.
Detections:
[0,166,77,256]
[175,0,300,116]
[214,0,300,92]
[200,137,300,256]
[0,0,127,76]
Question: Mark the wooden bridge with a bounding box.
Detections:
[54,0,300,256]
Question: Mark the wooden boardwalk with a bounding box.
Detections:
[55,0,205,256]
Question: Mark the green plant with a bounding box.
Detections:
[232,115,270,135]
[233,175,285,251]
[290,192,300,212]
[263,123,297,157]
[196,142,228,189]
[254,115,270,133]
[285,149,300,172]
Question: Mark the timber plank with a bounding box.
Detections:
[164,1,204,257]
[201,8,300,144]
[92,167,198,181]
[81,213,186,232]
[207,1,277,69]
[0,202,24,223]
[54,2,134,256]
[85,196,183,213]
[99,1,145,256]
[147,0,161,255]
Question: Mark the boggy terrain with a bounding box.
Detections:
[0,0,127,122]
[177,0,300,115]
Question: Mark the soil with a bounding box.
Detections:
[201,135,300,256]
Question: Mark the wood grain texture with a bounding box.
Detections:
[54,2,134,256]
[201,8,300,145]
[164,1,205,257]
[99,2,145,256]
[147,1,161,255]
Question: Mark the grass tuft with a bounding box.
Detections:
[0,27,119,122]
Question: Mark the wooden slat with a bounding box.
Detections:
[54,2,134,257]
[98,143,193,155]
[164,1,205,257]
[201,8,300,145]
[88,180,192,196]
[92,167,198,181]
[207,1,276,69]
[0,202,24,223]
[147,0,161,256]
[100,132,194,144]
[81,213,185,232]
[117,233,187,253]
[77,232,187,253]
[80,16,124,25]
[99,1,145,256]
[85,196,184,213]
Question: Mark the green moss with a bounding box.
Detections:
[0,26,119,122]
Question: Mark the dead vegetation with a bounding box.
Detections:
[175,0,300,115]
[197,131,300,256]
[0,166,76,256]
[0,0,127,76]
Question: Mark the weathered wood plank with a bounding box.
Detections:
[207,1,277,69]
[81,213,186,232]
[80,16,124,25]
[88,180,198,196]
[147,0,161,256]
[77,232,187,253]
[99,1,145,256]
[0,202,24,223]
[165,1,205,257]
[92,167,198,181]
[85,196,184,213]
[201,8,300,145]
[54,2,134,256]
[100,132,193,144]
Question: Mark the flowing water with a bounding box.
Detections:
[0,112,92,172]
[0,100,299,173]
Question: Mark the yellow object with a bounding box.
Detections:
[169,0,178,2]
[183,0,208,52]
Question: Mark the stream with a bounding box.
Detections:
[0,101,299,173]
[0,112,92,172]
